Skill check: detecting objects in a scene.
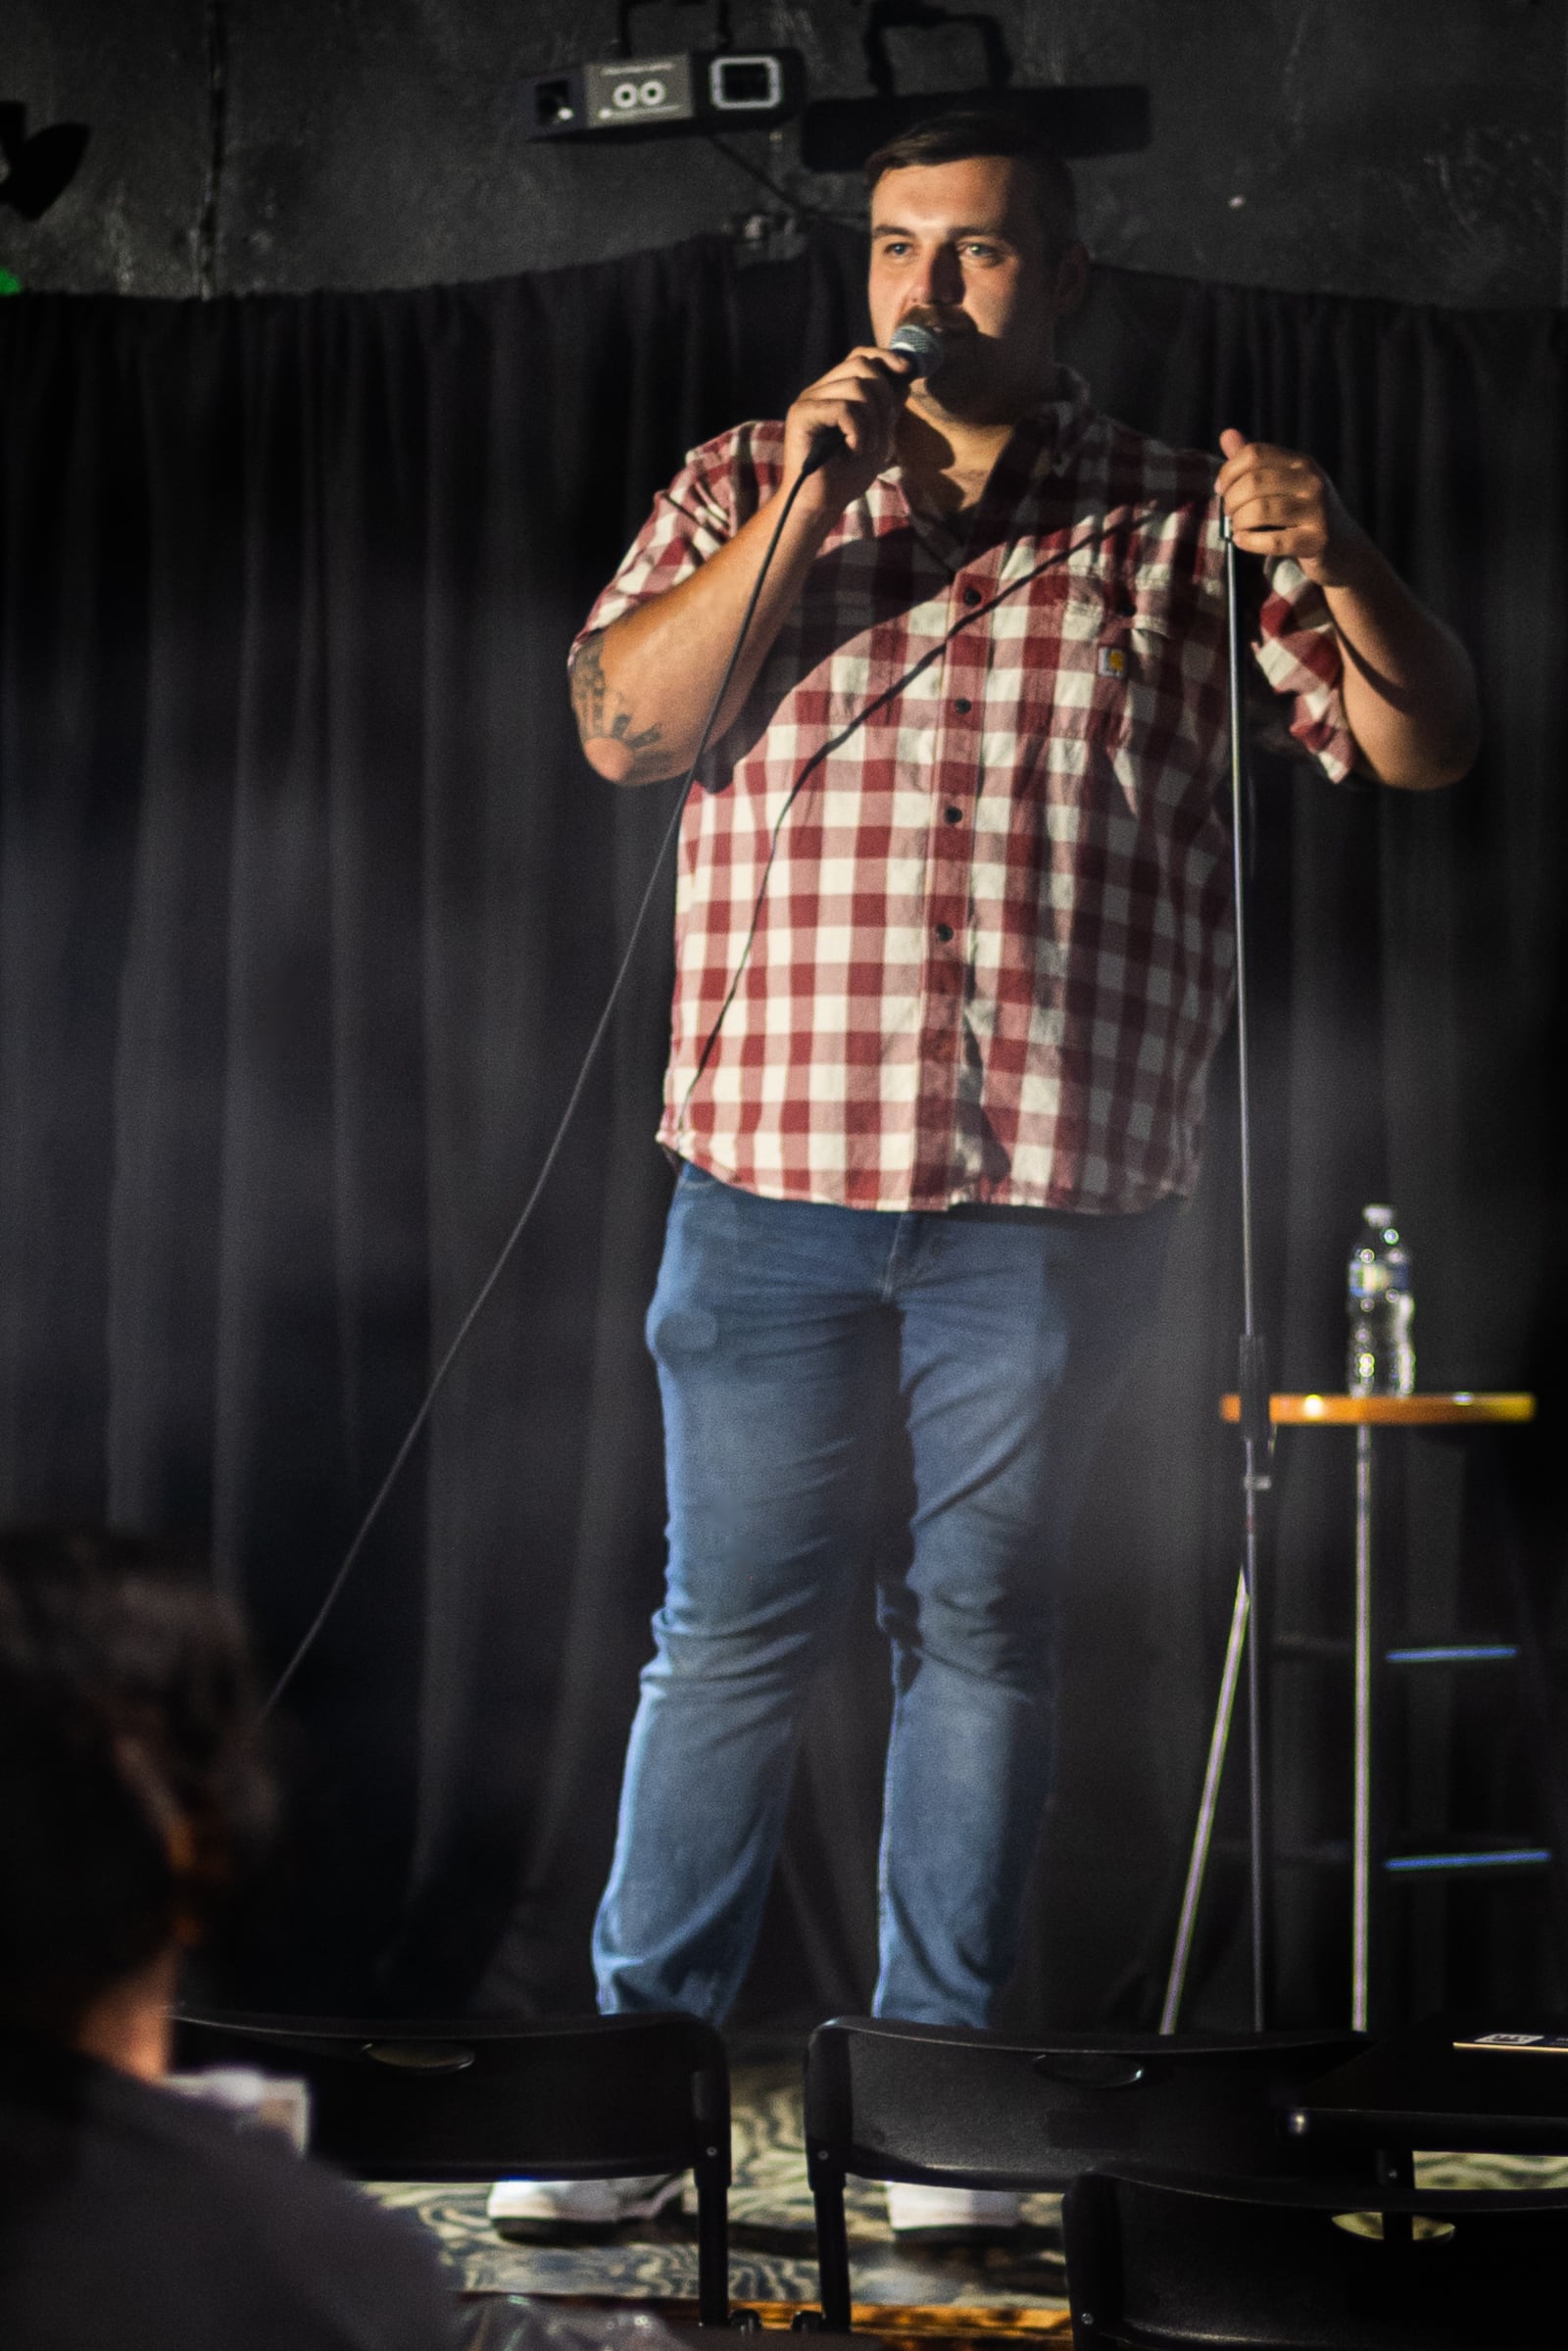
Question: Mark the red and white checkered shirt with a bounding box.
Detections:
[576,369,1355,1213]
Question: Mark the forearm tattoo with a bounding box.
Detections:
[570,632,668,781]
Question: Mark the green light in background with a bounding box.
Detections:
[0,269,21,295]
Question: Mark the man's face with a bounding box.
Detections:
[866,154,1082,425]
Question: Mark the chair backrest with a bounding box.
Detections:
[172,2009,730,2184]
[1062,2166,1568,2349]
[805,2017,1368,2190]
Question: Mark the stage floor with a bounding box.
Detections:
[367,2062,1568,2328]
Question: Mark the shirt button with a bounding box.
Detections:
[954,697,972,714]
[961,585,981,607]
[943,806,963,824]
[934,922,955,943]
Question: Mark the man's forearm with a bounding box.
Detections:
[572,490,836,785]
[1320,539,1480,791]
[575,342,922,783]
[1216,430,1479,792]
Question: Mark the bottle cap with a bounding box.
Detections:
[1361,1203,1395,1225]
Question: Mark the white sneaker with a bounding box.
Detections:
[885,2181,1022,2238]
[487,2172,685,2236]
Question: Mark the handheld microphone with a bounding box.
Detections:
[799,319,945,479]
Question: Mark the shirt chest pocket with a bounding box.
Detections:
[1014,575,1208,758]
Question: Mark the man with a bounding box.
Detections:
[491,111,1476,2239]
[0,1528,459,2348]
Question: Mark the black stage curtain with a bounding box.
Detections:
[1,236,1564,2027]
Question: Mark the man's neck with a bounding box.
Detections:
[895,381,1050,517]
[74,1946,179,2082]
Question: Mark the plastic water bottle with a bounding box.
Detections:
[1346,1204,1414,1396]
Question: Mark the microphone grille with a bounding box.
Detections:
[887,320,944,373]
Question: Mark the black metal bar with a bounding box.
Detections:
[810,2168,854,2332]
[691,2048,732,2327]
[695,2165,730,2327]
[1225,518,1271,2033]
[1158,516,1275,2033]
[1474,1435,1568,1977]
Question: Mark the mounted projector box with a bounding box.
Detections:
[523,49,805,141]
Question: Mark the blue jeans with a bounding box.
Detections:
[592,1165,1176,2027]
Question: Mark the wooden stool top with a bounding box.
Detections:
[1220,1392,1536,1426]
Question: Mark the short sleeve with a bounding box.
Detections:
[568,424,779,665]
[1250,554,1359,784]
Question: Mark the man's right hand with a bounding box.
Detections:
[783,346,919,513]
[575,346,919,785]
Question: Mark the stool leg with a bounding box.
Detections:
[1352,1425,1375,2032]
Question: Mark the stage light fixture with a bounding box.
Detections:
[522,48,805,143]
[798,3,1151,173]
[0,104,89,220]
[799,85,1152,172]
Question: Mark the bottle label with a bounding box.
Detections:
[1349,1263,1390,1298]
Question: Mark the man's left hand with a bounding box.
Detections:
[1216,426,1479,789]
[1215,427,1368,589]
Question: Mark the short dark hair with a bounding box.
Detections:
[864,109,1079,257]
[0,1528,274,2033]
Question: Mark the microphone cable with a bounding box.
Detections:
[263,462,821,1716]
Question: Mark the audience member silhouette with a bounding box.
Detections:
[0,1526,459,2349]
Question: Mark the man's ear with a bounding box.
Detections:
[1052,242,1090,321]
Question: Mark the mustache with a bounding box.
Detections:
[900,306,979,342]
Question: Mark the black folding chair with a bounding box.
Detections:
[1061,2164,1568,2348]
[804,2016,1368,2329]
[173,2010,732,2327]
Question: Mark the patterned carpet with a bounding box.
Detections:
[368,2062,1568,2330]
[372,2065,1070,2316]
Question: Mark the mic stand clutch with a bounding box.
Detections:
[1160,511,1275,2034]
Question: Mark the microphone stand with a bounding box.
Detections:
[1160,511,1273,2035]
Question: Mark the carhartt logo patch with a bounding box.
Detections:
[1098,646,1129,679]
